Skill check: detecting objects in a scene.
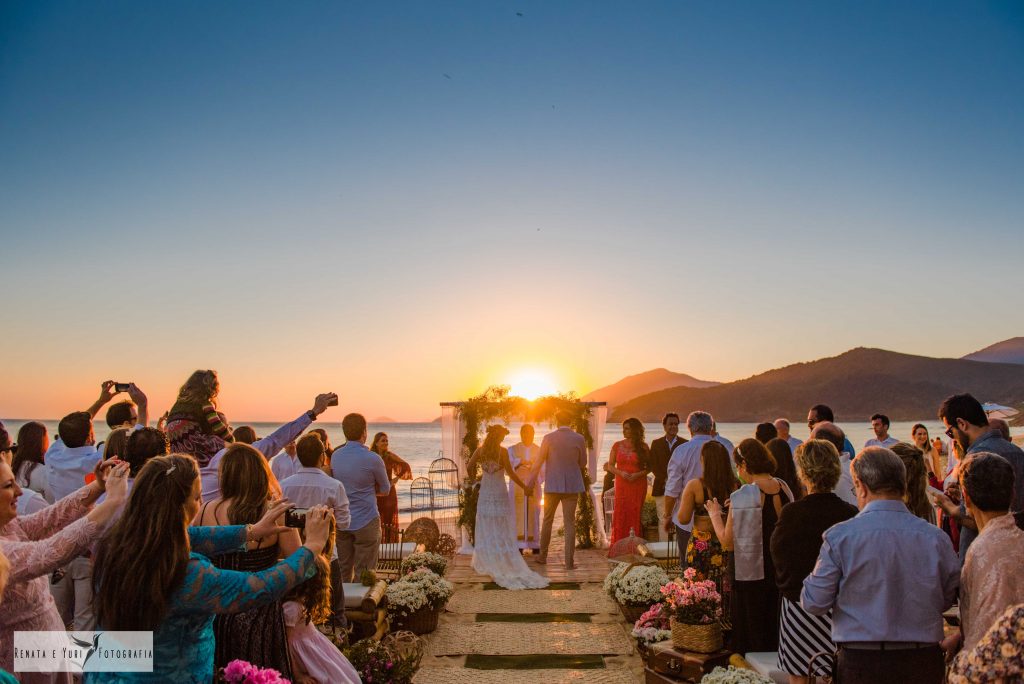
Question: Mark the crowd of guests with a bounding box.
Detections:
[0,371,415,683]
[604,395,1024,684]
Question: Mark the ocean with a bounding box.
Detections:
[3,418,950,512]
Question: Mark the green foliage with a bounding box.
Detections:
[641,497,659,529]
[359,569,377,587]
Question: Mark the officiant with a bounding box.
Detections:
[507,424,543,552]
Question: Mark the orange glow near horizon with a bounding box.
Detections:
[507,368,560,400]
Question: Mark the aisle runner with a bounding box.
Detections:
[425,622,633,656]
[448,588,616,615]
[414,668,637,684]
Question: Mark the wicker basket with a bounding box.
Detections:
[393,604,441,635]
[670,618,723,653]
[618,602,651,624]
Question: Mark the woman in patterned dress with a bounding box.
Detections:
[606,418,650,546]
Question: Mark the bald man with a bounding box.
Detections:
[774,418,803,456]
[811,421,858,506]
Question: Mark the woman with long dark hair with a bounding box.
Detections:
[676,440,740,616]
[467,425,548,589]
[165,370,234,468]
[91,454,330,683]
[11,422,48,494]
[369,432,412,542]
[766,438,802,500]
[196,444,302,678]
[891,442,936,524]
[605,418,650,545]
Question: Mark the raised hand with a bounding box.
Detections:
[99,380,117,403]
[251,499,294,540]
[104,462,131,504]
[311,393,339,417]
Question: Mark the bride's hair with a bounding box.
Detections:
[481,424,509,460]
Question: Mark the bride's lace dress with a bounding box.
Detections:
[472,461,550,590]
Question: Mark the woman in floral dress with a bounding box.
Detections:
[606,418,650,546]
[675,440,739,625]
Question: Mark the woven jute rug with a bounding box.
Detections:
[424,622,634,656]
[448,588,616,615]
[414,667,638,683]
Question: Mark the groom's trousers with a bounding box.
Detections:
[540,493,579,567]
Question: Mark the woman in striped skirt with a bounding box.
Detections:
[770,439,859,683]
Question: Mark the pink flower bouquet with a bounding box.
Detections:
[660,567,723,625]
[219,659,289,684]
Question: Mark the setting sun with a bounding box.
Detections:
[508,369,559,401]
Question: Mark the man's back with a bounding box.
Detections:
[44,439,101,503]
[332,441,388,531]
[802,500,959,643]
[540,427,585,494]
[281,467,351,531]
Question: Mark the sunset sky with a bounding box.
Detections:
[2,2,1023,421]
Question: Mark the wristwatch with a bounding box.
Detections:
[306,409,318,422]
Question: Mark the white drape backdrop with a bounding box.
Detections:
[440,404,474,553]
[587,404,609,549]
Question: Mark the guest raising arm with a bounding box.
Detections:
[89,454,330,684]
[1,459,130,683]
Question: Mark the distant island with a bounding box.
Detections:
[581,368,719,409]
[370,416,398,423]
[962,337,1024,365]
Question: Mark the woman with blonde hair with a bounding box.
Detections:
[197,443,301,678]
[165,370,234,467]
[770,440,858,684]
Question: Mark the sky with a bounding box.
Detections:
[2,1,1023,421]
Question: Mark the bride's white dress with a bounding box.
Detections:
[472,461,550,589]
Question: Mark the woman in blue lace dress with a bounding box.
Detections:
[89,454,332,683]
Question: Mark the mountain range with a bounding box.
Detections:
[581,368,719,408]
[608,343,1024,422]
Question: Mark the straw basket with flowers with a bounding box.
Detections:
[604,562,669,623]
[660,568,724,653]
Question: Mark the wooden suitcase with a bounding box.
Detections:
[646,640,732,682]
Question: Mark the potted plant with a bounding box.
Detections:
[660,568,724,653]
[631,602,671,659]
[385,567,454,635]
[700,666,773,683]
[641,497,660,541]
[400,551,449,577]
[604,562,670,623]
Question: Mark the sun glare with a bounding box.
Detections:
[508,369,558,401]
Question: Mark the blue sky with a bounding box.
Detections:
[1,1,1023,419]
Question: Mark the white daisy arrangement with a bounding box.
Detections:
[700,666,773,683]
[385,567,454,620]
[603,562,670,606]
[400,551,449,577]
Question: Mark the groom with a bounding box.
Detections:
[534,410,587,569]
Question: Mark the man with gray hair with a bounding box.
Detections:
[774,418,803,455]
[663,411,733,564]
[811,422,858,506]
[801,447,959,684]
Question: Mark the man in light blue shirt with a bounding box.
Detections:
[332,412,390,581]
[801,447,958,684]
[663,411,734,563]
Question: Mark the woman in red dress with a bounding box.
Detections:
[370,432,413,543]
[605,418,650,546]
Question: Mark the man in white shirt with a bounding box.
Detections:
[270,440,300,483]
[280,432,352,623]
[865,413,899,449]
[663,411,734,564]
[774,418,804,455]
[812,421,859,506]
[201,392,337,501]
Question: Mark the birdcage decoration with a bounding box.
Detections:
[427,455,460,539]
[408,477,434,516]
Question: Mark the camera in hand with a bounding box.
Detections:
[115,382,131,392]
[284,507,309,528]
[326,394,339,407]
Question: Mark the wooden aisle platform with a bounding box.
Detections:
[416,535,644,683]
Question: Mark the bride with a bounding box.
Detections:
[467,425,550,589]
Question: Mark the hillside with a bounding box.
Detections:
[582,368,719,408]
[962,337,1024,365]
[610,348,1024,422]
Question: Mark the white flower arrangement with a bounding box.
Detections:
[700,666,773,683]
[400,551,449,577]
[385,567,454,620]
[604,563,669,606]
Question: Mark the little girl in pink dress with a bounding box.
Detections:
[283,548,359,684]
